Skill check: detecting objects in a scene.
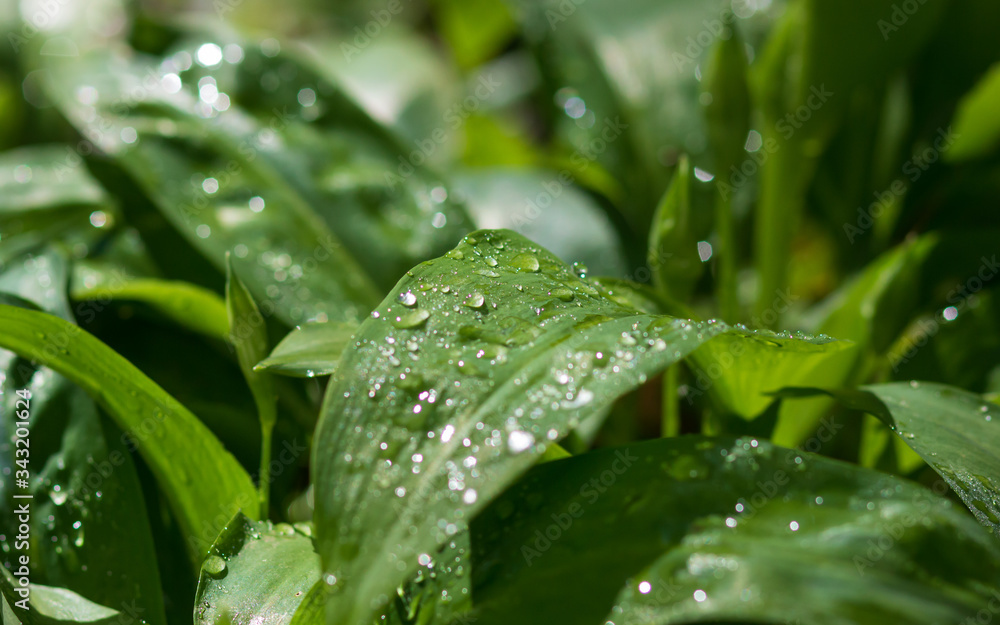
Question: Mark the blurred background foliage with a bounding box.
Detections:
[2,0,1000,620]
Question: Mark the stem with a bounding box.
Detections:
[753,135,814,327]
[662,365,680,437]
[715,191,739,323]
[258,420,274,518]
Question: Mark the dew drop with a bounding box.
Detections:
[508,430,535,453]
[392,309,430,329]
[465,292,485,309]
[397,291,417,307]
[511,253,540,273]
[202,555,227,579]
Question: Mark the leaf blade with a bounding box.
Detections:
[0,305,260,568]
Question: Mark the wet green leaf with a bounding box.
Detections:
[0,304,259,568]
[687,326,854,421]
[0,250,166,625]
[39,39,473,324]
[194,513,319,625]
[255,321,359,378]
[0,146,113,266]
[1,566,121,625]
[462,437,1000,624]
[781,381,1000,533]
[312,228,849,624]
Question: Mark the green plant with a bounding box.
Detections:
[2,0,1000,624]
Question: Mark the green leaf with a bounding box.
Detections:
[194,513,319,625]
[0,146,114,265]
[687,326,854,421]
[0,304,259,567]
[39,41,474,324]
[702,24,751,178]
[946,61,1000,162]
[41,50,380,325]
[255,321,359,378]
[702,27,750,322]
[769,236,936,447]
[71,274,229,340]
[433,0,517,69]
[312,228,850,624]
[647,156,704,302]
[781,382,1000,533]
[0,145,108,213]
[287,581,327,625]
[0,250,166,625]
[1,567,121,625]
[3,594,23,625]
[226,255,278,516]
[460,437,1000,625]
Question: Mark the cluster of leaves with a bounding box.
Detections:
[1,0,1000,624]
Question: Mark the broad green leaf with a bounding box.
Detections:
[227,256,278,516]
[687,327,853,421]
[300,30,461,162]
[0,250,166,624]
[0,304,259,567]
[0,146,114,265]
[38,48,380,326]
[194,513,319,625]
[71,274,229,340]
[39,36,473,324]
[255,321,359,378]
[460,437,1000,625]
[648,156,704,302]
[946,61,1000,162]
[312,229,848,624]
[0,567,121,625]
[0,146,107,214]
[782,382,1000,533]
